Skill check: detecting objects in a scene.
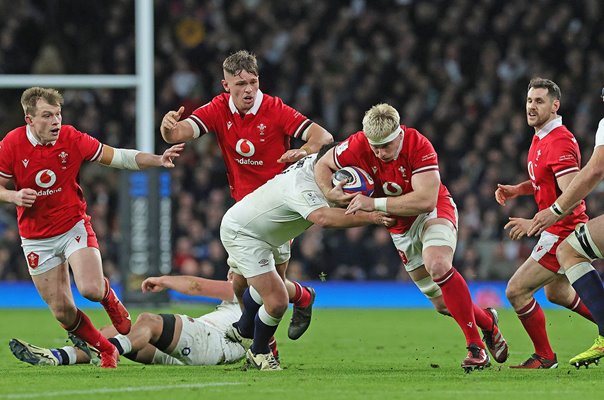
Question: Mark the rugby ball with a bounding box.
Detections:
[332,166,375,196]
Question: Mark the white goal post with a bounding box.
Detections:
[0,0,155,153]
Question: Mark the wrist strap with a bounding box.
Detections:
[374,198,388,212]
[550,202,563,216]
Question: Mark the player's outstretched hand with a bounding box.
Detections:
[495,184,519,206]
[527,208,559,237]
[504,217,531,240]
[13,188,37,207]
[141,276,166,293]
[278,148,308,163]
[160,106,185,136]
[345,194,373,214]
[160,143,185,168]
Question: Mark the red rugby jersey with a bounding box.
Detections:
[186,91,312,201]
[0,125,102,239]
[334,127,455,234]
[527,118,588,236]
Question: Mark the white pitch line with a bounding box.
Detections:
[0,382,241,399]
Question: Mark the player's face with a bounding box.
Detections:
[222,70,259,114]
[369,133,403,163]
[526,87,559,130]
[25,99,62,145]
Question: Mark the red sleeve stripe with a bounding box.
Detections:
[412,165,439,174]
[293,119,312,139]
[189,115,209,135]
[90,143,103,162]
[0,170,12,178]
[555,166,579,177]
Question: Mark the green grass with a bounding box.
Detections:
[0,306,601,400]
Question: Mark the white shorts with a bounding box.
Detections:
[221,226,289,278]
[390,208,458,273]
[151,314,245,365]
[21,219,98,276]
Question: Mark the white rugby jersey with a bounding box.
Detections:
[222,153,329,247]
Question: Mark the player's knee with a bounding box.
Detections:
[556,240,576,267]
[426,260,451,280]
[505,281,522,304]
[264,297,288,318]
[79,283,104,302]
[135,312,161,326]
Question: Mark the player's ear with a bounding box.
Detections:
[221,79,230,93]
[24,115,33,125]
[552,99,560,113]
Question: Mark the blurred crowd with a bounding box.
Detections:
[1,0,604,283]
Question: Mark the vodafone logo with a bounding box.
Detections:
[235,139,255,157]
[383,182,403,196]
[35,169,57,188]
[527,161,535,180]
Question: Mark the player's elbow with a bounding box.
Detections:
[307,209,332,227]
[419,197,438,213]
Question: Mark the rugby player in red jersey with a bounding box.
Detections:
[0,87,184,368]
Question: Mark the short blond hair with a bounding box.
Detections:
[21,87,63,116]
[362,103,400,143]
[223,50,259,77]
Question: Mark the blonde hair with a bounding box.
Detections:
[21,87,63,116]
[362,103,400,143]
[223,50,259,77]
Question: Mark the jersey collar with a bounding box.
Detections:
[535,116,562,139]
[228,90,264,115]
[26,125,56,147]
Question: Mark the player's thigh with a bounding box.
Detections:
[507,257,557,297]
[564,218,604,263]
[543,274,575,304]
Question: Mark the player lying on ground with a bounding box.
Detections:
[10,273,277,366]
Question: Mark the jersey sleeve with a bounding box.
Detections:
[408,133,439,176]
[595,118,604,149]
[0,139,13,179]
[274,98,313,140]
[187,98,221,138]
[72,127,103,162]
[287,187,330,219]
[333,133,365,169]
[546,136,580,179]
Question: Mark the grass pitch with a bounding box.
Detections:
[0,306,600,400]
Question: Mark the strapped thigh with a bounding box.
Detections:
[567,223,604,261]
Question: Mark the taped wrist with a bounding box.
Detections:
[110,148,141,170]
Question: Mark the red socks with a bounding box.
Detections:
[434,268,483,347]
[516,298,555,359]
[63,309,114,353]
[291,281,311,308]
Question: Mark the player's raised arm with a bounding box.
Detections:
[142,275,235,301]
[97,143,185,170]
[160,106,196,143]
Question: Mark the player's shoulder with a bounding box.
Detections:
[551,124,579,145]
[2,126,27,146]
